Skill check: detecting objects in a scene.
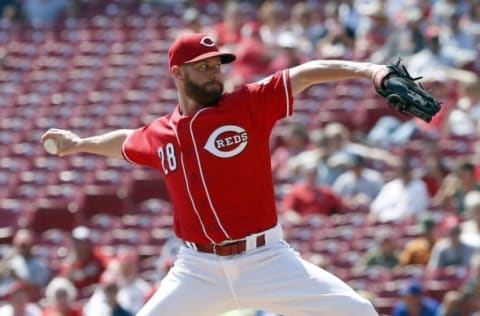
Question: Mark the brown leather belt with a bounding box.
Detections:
[186,234,266,256]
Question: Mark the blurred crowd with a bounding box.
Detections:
[1,0,480,315]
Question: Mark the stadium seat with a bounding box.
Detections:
[107,228,150,246]
[89,213,123,230]
[0,170,19,198]
[29,197,80,233]
[332,250,363,269]
[80,183,130,218]
[39,228,69,247]
[135,198,172,216]
[121,214,152,229]
[148,227,173,246]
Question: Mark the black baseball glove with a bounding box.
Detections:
[373,59,441,123]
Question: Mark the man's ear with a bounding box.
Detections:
[171,65,185,81]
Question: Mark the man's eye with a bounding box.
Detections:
[197,64,220,72]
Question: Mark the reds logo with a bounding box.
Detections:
[204,125,248,158]
[200,36,216,47]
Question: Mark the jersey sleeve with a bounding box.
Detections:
[122,124,159,169]
[244,70,294,134]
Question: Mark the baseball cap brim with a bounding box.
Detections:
[183,51,236,65]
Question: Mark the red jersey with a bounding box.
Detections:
[59,248,107,290]
[281,184,343,216]
[211,23,243,47]
[123,71,293,243]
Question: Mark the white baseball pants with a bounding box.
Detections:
[136,227,378,316]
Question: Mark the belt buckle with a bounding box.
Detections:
[213,240,242,256]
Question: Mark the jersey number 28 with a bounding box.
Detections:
[157,143,177,175]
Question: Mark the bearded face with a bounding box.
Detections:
[184,72,224,107]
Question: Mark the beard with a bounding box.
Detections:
[184,74,224,107]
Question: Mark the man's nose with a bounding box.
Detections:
[208,64,221,77]
[209,70,220,80]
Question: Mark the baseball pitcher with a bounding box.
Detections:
[42,33,439,316]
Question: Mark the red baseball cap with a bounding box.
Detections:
[168,33,236,69]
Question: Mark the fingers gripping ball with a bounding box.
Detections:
[43,139,59,155]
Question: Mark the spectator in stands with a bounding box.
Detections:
[83,270,133,316]
[370,155,430,223]
[42,277,81,316]
[430,0,470,26]
[421,154,451,199]
[287,128,331,185]
[267,31,307,73]
[392,279,440,316]
[399,215,438,266]
[108,251,152,315]
[405,24,455,78]
[288,2,326,56]
[168,7,206,39]
[0,280,42,316]
[2,229,50,289]
[22,0,72,26]
[322,121,396,185]
[445,76,480,137]
[229,22,271,85]
[433,160,480,215]
[366,115,420,148]
[257,1,289,50]
[354,230,399,272]
[271,122,310,183]
[437,290,463,316]
[442,264,480,316]
[0,0,21,22]
[428,215,476,269]
[281,163,343,224]
[321,122,354,185]
[441,9,478,69]
[315,1,355,59]
[437,258,480,316]
[209,1,246,50]
[332,153,384,210]
[338,0,361,36]
[463,0,480,46]
[354,1,391,59]
[59,226,106,291]
[463,283,480,316]
[461,190,480,249]
[369,5,425,64]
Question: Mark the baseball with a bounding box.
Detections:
[43,138,59,155]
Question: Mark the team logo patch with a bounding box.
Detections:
[200,36,216,47]
[204,125,248,158]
